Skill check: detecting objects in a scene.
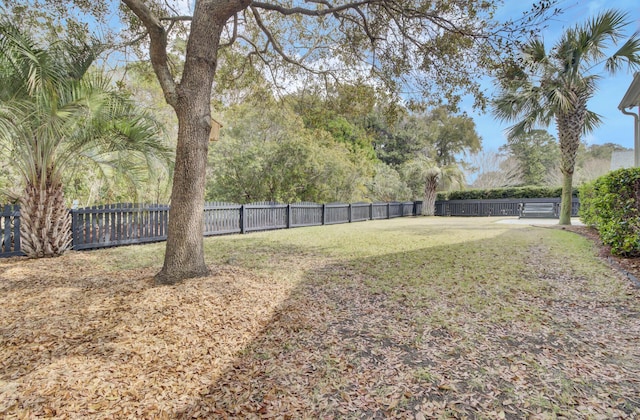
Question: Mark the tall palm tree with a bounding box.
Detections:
[0,22,171,257]
[493,10,640,224]
[403,156,465,216]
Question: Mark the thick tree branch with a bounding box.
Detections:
[160,15,193,22]
[220,13,239,49]
[121,0,178,107]
[251,0,375,17]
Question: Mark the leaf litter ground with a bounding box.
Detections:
[1,217,639,418]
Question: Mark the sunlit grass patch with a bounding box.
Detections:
[2,217,639,418]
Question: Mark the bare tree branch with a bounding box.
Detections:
[220,13,239,49]
[160,15,193,22]
[251,0,375,17]
[249,6,332,76]
[121,0,177,106]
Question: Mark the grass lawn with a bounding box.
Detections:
[1,217,639,418]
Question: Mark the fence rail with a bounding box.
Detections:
[0,198,581,258]
[434,198,580,217]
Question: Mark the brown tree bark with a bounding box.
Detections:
[422,174,439,216]
[122,0,251,284]
[154,100,212,284]
[556,99,586,226]
[20,179,71,258]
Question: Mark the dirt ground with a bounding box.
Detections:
[1,218,639,418]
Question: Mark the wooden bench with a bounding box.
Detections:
[518,202,558,218]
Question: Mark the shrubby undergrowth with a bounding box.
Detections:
[580,168,640,256]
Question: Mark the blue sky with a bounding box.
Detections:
[102,0,636,152]
[465,0,640,152]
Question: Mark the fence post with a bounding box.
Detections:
[240,205,246,234]
[399,202,404,217]
[369,203,373,220]
[286,204,291,228]
[321,204,326,225]
[70,208,77,250]
[387,202,391,219]
[13,206,21,253]
[348,204,352,223]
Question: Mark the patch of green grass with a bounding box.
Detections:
[92,217,621,330]
[77,241,166,271]
[413,367,436,383]
[41,216,638,418]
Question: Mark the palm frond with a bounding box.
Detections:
[522,38,548,65]
[0,21,172,201]
[583,110,602,134]
[605,33,640,73]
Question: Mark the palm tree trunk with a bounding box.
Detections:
[556,103,585,226]
[422,175,439,216]
[20,180,71,257]
[559,169,573,225]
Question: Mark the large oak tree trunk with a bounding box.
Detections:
[123,0,254,284]
[153,2,234,285]
[154,101,211,284]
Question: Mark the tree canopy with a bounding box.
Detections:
[0,20,171,256]
[206,100,372,204]
[501,130,559,186]
[0,0,563,283]
[493,9,640,224]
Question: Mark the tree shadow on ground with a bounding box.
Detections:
[175,228,640,419]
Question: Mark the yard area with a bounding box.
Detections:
[1,217,639,418]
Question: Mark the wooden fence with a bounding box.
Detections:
[0,200,421,257]
[72,201,420,249]
[0,205,21,257]
[71,203,170,250]
[0,198,582,258]
[434,198,580,217]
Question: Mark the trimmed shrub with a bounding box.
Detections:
[577,180,598,227]
[438,186,577,201]
[579,167,640,256]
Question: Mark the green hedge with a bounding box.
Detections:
[437,186,578,201]
[579,168,640,257]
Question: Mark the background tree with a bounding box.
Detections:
[285,83,378,162]
[6,0,559,283]
[583,142,631,161]
[0,22,170,257]
[396,108,482,214]
[468,150,523,188]
[428,107,482,166]
[369,110,424,169]
[206,101,371,203]
[365,162,411,202]
[402,157,465,216]
[493,10,640,224]
[501,130,559,186]
[575,143,631,183]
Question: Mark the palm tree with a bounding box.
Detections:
[493,10,640,224]
[0,22,171,257]
[403,156,465,216]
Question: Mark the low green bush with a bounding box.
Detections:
[437,186,577,201]
[579,168,640,257]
